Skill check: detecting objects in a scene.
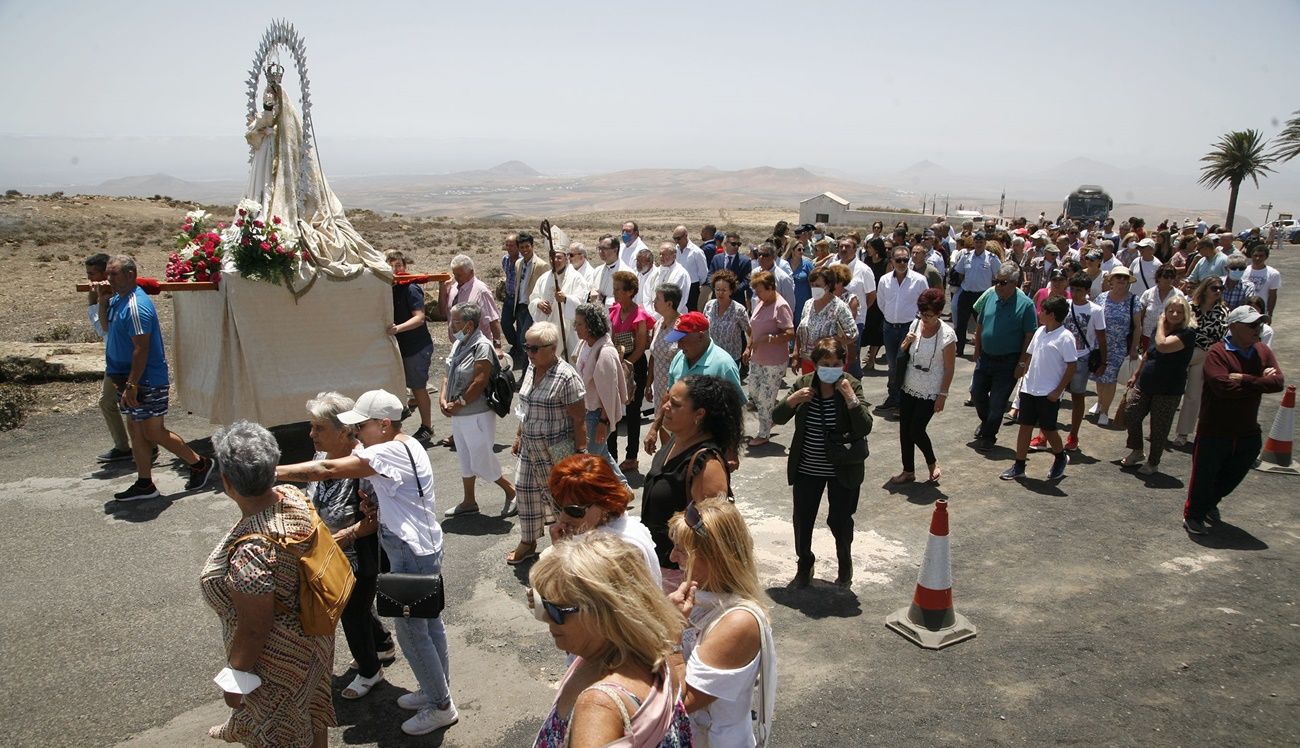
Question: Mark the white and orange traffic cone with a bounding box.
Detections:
[1255,384,1299,475]
[885,500,977,649]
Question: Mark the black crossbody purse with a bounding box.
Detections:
[374,441,445,619]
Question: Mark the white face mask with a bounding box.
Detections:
[453,329,467,343]
[810,286,827,301]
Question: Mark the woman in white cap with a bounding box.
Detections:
[276,389,457,737]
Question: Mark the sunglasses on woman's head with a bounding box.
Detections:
[559,503,592,519]
[684,501,708,537]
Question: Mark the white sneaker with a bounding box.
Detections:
[1172,434,1188,447]
[397,690,433,711]
[402,702,459,735]
[1087,403,1100,416]
[1097,413,1110,427]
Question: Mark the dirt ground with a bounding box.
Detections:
[0,195,1296,747]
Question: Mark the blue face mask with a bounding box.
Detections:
[621,231,633,245]
[1228,269,1244,281]
[817,365,844,384]
[453,329,467,343]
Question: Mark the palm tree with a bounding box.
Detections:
[1197,129,1274,231]
[1273,110,1300,163]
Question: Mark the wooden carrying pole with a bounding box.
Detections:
[541,219,567,360]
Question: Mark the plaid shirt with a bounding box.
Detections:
[1220,278,1256,310]
[518,359,585,442]
[502,254,519,297]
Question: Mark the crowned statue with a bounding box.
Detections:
[240,60,391,294]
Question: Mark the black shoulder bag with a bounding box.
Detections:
[374,441,446,619]
[1070,306,1102,373]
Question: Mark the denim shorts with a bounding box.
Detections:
[118,383,169,421]
[402,344,433,389]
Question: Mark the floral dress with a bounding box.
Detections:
[649,317,678,407]
[704,298,751,360]
[534,662,692,748]
[200,486,336,747]
[797,297,855,359]
[1094,292,1136,384]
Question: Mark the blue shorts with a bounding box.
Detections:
[403,344,433,389]
[118,383,170,421]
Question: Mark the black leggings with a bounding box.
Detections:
[607,355,648,461]
[898,392,938,473]
[341,534,393,678]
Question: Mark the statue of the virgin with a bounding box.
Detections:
[243,61,391,293]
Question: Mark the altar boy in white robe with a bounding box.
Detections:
[529,247,590,362]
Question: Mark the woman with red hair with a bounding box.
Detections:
[893,288,956,485]
[548,454,660,585]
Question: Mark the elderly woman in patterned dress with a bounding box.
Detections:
[201,421,334,748]
[645,283,684,428]
[510,321,588,565]
[704,269,752,378]
[793,266,856,375]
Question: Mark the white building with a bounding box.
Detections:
[799,191,939,230]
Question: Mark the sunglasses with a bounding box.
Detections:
[1209,286,1223,292]
[892,257,908,264]
[537,597,579,625]
[684,501,708,537]
[727,242,742,248]
[523,343,555,353]
[559,503,592,519]
[994,279,1015,287]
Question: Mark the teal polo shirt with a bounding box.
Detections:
[973,287,1037,356]
[667,341,746,402]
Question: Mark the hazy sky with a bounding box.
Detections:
[2,0,1299,190]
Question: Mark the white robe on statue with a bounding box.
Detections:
[529,268,590,361]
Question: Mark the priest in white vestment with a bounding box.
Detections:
[529,247,591,361]
[645,243,691,319]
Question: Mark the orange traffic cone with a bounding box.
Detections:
[1256,385,1299,475]
[885,500,977,649]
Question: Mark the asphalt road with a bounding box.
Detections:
[1,255,1297,747]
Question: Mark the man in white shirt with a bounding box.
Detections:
[1057,235,1079,265]
[876,245,929,408]
[590,234,629,306]
[831,237,877,378]
[1128,238,1163,293]
[633,248,657,313]
[1247,245,1281,315]
[672,224,710,310]
[648,242,691,316]
[619,220,650,268]
[567,242,599,287]
[528,245,591,361]
[753,242,795,311]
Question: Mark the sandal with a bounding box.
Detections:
[889,472,916,485]
[341,671,384,700]
[927,464,942,485]
[747,436,770,448]
[506,541,539,566]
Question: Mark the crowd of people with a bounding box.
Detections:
[83,208,1287,745]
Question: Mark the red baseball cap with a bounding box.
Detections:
[665,311,709,342]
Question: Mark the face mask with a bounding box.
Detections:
[810,286,827,301]
[817,365,845,384]
[1228,269,1244,281]
[621,232,633,244]
[813,233,824,243]
[452,329,467,343]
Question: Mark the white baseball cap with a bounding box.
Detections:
[337,389,404,424]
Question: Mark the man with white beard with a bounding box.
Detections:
[672,225,710,310]
[633,247,657,312]
[647,242,691,317]
[567,242,599,287]
[589,234,629,307]
[619,220,650,268]
[528,245,591,361]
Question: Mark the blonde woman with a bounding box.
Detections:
[668,496,777,747]
[1122,294,1197,475]
[530,533,691,747]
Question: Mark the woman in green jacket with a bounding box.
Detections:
[772,337,873,589]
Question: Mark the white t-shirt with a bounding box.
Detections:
[902,320,957,399]
[1246,265,1281,293]
[678,242,711,285]
[354,438,442,556]
[831,257,876,323]
[1138,286,1184,338]
[648,262,691,315]
[1022,325,1079,396]
[593,514,661,587]
[684,592,767,748]
[1065,300,1105,352]
[1129,256,1164,292]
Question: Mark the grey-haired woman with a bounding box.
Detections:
[201,421,335,747]
[303,393,393,700]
